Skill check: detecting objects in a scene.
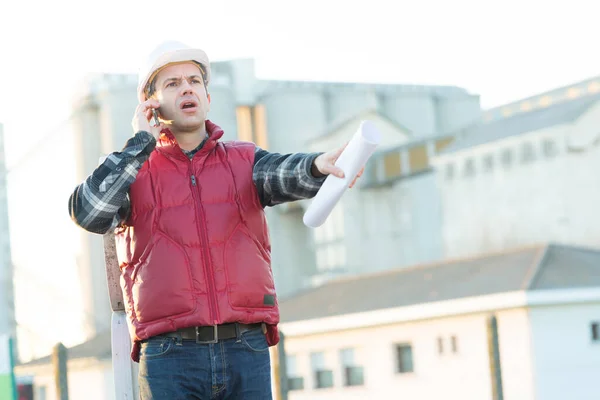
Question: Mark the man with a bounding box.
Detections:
[68,41,361,399]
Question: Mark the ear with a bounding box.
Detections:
[207,92,211,112]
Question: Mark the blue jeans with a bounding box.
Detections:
[138,327,272,399]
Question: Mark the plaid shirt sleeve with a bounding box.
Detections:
[253,146,326,207]
[68,131,156,234]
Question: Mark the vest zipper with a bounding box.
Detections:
[190,171,219,325]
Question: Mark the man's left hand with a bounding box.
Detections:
[312,144,364,188]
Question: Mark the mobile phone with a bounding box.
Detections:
[151,109,160,127]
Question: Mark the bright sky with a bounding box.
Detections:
[1,0,598,359]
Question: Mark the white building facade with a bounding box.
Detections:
[433,76,600,259]
[275,243,600,400]
[278,297,600,400]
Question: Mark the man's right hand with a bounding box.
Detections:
[132,99,165,139]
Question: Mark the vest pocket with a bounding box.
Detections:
[131,231,196,323]
[224,223,276,310]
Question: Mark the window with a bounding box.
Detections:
[445,163,454,180]
[483,154,494,172]
[451,336,458,353]
[286,355,304,391]
[501,148,512,167]
[542,139,558,158]
[235,106,253,142]
[383,151,402,178]
[408,145,428,173]
[567,87,581,99]
[235,104,269,149]
[520,101,532,111]
[591,322,599,342]
[340,348,364,387]
[311,352,334,389]
[395,344,414,373]
[539,96,552,107]
[463,158,475,177]
[313,203,345,272]
[437,337,444,354]
[521,142,535,163]
[435,137,454,153]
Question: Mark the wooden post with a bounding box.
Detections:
[52,343,68,400]
[276,331,288,400]
[103,231,138,399]
[103,230,124,312]
[486,314,504,400]
[272,346,280,399]
[98,156,139,399]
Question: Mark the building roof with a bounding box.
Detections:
[442,93,600,154]
[309,108,412,143]
[18,243,600,366]
[279,243,600,323]
[257,79,471,98]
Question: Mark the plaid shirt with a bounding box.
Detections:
[69,131,325,234]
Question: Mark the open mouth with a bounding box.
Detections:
[180,100,198,110]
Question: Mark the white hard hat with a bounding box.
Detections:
[137,40,211,102]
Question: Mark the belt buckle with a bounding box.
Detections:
[195,325,219,344]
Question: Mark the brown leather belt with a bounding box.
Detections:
[160,322,264,344]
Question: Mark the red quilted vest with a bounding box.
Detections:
[115,120,280,362]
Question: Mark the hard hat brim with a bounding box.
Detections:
[137,48,211,102]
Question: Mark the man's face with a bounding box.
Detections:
[153,62,211,133]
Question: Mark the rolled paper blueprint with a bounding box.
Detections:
[303,120,381,228]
